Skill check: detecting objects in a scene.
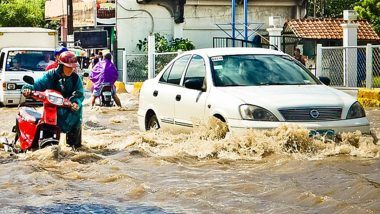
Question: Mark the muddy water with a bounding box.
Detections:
[0,94,379,213]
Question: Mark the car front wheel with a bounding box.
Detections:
[147,114,160,131]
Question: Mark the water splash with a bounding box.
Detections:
[124,120,379,161]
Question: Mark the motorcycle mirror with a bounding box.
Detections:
[23,75,34,85]
[72,91,83,98]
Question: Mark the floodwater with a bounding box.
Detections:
[0,94,379,213]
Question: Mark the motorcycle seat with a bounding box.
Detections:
[101,83,112,91]
[19,107,42,124]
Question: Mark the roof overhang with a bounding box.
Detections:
[284,18,380,42]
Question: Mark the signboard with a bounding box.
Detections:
[96,0,116,26]
[73,0,96,27]
[45,0,67,19]
[74,31,108,49]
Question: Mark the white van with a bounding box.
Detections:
[0,27,57,106]
[0,48,56,105]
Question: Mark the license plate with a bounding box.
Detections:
[309,129,335,138]
[102,91,112,96]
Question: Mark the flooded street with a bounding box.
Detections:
[0,94,379,213]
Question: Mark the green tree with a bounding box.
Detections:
[308,0,359,18]
[0,0,47,27]
[355,0,380,34]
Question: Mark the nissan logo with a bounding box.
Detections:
[310,109,320,119]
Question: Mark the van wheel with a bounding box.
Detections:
[147,114,160,130]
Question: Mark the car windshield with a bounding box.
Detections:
[210,54,319,86]
[5,50,54,72]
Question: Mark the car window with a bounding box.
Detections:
[183,55,206,84]
[210,54,319,86]
[159,64,173,83]
[5,50,54,72]
[167,55,191,85]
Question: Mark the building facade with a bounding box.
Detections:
[117,0,307,53]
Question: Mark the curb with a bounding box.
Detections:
[357,88,380,107]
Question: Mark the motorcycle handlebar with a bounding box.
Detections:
[28,91,44,101]
[25,90,73,108]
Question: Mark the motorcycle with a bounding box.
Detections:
[98,83,114,107]
[1,75,80,153]
[82,71,114,107]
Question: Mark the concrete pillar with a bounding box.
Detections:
[267,16,283,51]
[266,28,283,51]
[341,22,359,87]
[316,44,323,77]
[174,23,184,39]
[366,43,373,88]
[122,50,128,83]
[147,35,155,79]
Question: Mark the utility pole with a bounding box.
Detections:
[67,0,73,35]
[232,0,236,47]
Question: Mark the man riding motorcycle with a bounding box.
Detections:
[22,51,84,149]
[89,53,122,107]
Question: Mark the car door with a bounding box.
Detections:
[174,54,208,128]
[154,55,191,128]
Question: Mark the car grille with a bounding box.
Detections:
[279,108,342,121]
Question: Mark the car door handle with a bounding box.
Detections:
[153,90,158,97]
[175,94,181,101]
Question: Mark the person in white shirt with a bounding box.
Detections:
[37,53,54,70]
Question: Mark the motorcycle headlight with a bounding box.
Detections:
[239,104,279,121]
[48,95,64,105]
[346,101,366,119]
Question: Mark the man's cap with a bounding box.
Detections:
[54,46,68,56]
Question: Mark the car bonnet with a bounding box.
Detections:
[216,85,355,109]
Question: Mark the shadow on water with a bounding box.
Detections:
[19,203,173,214]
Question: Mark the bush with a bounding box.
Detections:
[374,76,380,88]
[137,33,195,53]
[126,56,148,82]
[134,33,195,78]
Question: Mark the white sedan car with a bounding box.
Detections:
[138,48,370,134]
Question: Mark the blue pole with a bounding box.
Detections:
[244,0,248,46]
[232,0,236,47]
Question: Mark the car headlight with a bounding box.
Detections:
[48,95,64,105]
[346,101,366,119]
[239,104,279,121]
[7,83,16,90]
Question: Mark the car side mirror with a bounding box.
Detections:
[23,75,34,85]
[319,76,331,86]
[184,78,205,91]
[82,72,89,77]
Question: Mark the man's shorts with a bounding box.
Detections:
[92,85,116,97]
